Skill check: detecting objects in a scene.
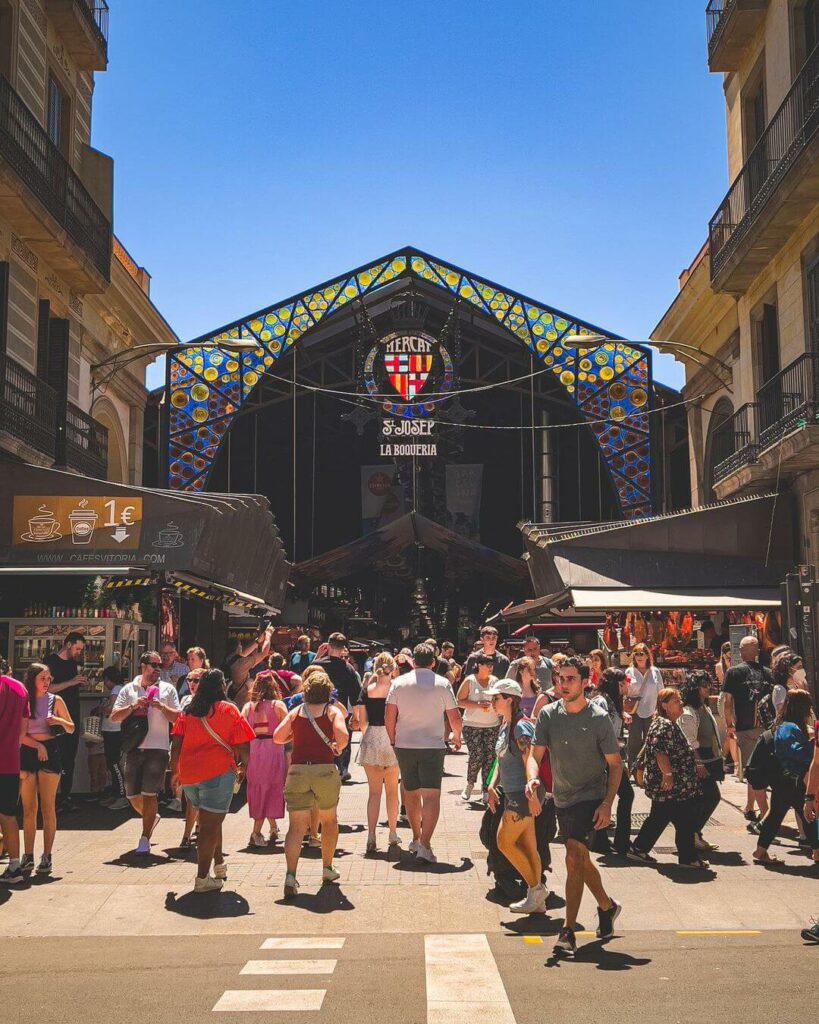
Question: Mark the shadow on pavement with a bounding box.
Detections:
[500,916,564,937]
[104,852,171,869]
[655,864,718,884]
[274,885,355,913]
[546,938,652,971]
[338,823,366,835]
[164,889,251,919]
[392,855,473,875]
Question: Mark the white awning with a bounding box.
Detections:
[569,587,781,611]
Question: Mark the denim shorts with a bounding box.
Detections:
[182,769,236,814]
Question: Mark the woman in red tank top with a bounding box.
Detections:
[274,671,348,900]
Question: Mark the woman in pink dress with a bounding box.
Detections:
[242,671,288,847]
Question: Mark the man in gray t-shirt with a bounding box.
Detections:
[386,644,462,865]
[507,635,553,689]
[526,656,622,955]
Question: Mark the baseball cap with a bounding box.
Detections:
[485,680,522,698]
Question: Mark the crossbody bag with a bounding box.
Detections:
[623,669,652,717]
[200,713,242,793]
[302,702,339,756]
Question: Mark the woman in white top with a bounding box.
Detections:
[772,652,807,714]
[457,653,501,803]
[624,643,663,768]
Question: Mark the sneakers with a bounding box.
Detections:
[249,831,267,847]
[408,839,421,855]
[415,844,437,864]
[193,874,223,894]
[166,797,182,813]
[36,854,52,876]
[460,784,474,802]
[596,898,622,939]
[308,835,322,848]
[694,833,718,852]
[365,836,377,855]
[135,836,151,855]
[213,862,227,880]
[108,797,129,811]
[284,872,299,899]
[509,883,548,915]
[322,865,341,883]
[554,926,577,954]
[801,919,819,943]
[20,853,34,875]
[388,831,402,847]
[0,864,24,885]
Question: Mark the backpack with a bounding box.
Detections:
[743,728,781,791]
[756,691,776,730]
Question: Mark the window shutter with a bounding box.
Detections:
[0,262,8,358]
[36,299,50,381]
[48,316,69,464]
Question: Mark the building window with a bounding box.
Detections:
[793,0,819,72]
[757,301,781,385]
[46,73,71,158]
[807,254,819,352]
[0,1,13,82]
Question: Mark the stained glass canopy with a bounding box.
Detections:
[166,246,653,516]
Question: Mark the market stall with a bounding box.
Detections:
[0,462,291,792]
[512,493,794,681]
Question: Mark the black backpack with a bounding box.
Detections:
[744,728,781,790]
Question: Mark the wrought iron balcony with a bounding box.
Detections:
[756,351,819,447]
[706,1,769,72]
[65,399,108,478]
[43,1,109,70]
[709,43,819,286]
[0,74,111,280]
[0,351,57,458]
[712,403,759,483]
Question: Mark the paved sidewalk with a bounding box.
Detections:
[0,740,815,937]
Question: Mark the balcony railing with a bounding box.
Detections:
[709,43,819,279]
[81,0,109,46]
[0,351,57,457]
[706,0,736,54]
[0,74,111,279]
[757,351,819,446]
[712,403,760,483]
[65,400,108,478]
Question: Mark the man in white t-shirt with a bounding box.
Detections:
[385,643,462,864]
[111,651,180,854]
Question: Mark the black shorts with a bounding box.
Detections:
[0,773,19,816]
[20,738,63,775]
[556,798,599,847]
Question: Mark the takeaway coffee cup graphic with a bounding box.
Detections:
[22,505,61,543]
[68,499,98,545]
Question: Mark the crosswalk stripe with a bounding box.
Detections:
[425,934,515,1024]
[213,990,326,1012]
[261,937,346,950]
[241,959,338,975]
[676,930,761,936]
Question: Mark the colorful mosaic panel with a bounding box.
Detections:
[168,248,652,515]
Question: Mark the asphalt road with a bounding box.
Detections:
[4,930,815,1024]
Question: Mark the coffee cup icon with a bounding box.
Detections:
[25,506,60,542]
[153,521,183,548]
[69,501,98,545]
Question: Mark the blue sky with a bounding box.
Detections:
[94,2,727,391]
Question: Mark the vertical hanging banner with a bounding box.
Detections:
[446,465,483,541]
[361,466,407,534]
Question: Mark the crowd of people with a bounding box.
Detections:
[0,623,817,951]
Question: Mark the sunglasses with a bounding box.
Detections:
[146,661,162,669]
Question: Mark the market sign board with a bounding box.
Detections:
[362,327,456,458]
[14,496,144,549]
[4,494,202,570]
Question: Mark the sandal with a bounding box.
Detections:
[678,858,710,870]
[752,851,783,865]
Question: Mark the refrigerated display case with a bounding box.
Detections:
[1,617,156,689]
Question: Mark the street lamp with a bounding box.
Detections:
[562,333,733,394]
[90,337,260,406]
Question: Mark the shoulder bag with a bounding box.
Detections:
[623,669,650,717]
[302,702,339,756]
[120,688,149,753]
[199,710,242,794]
